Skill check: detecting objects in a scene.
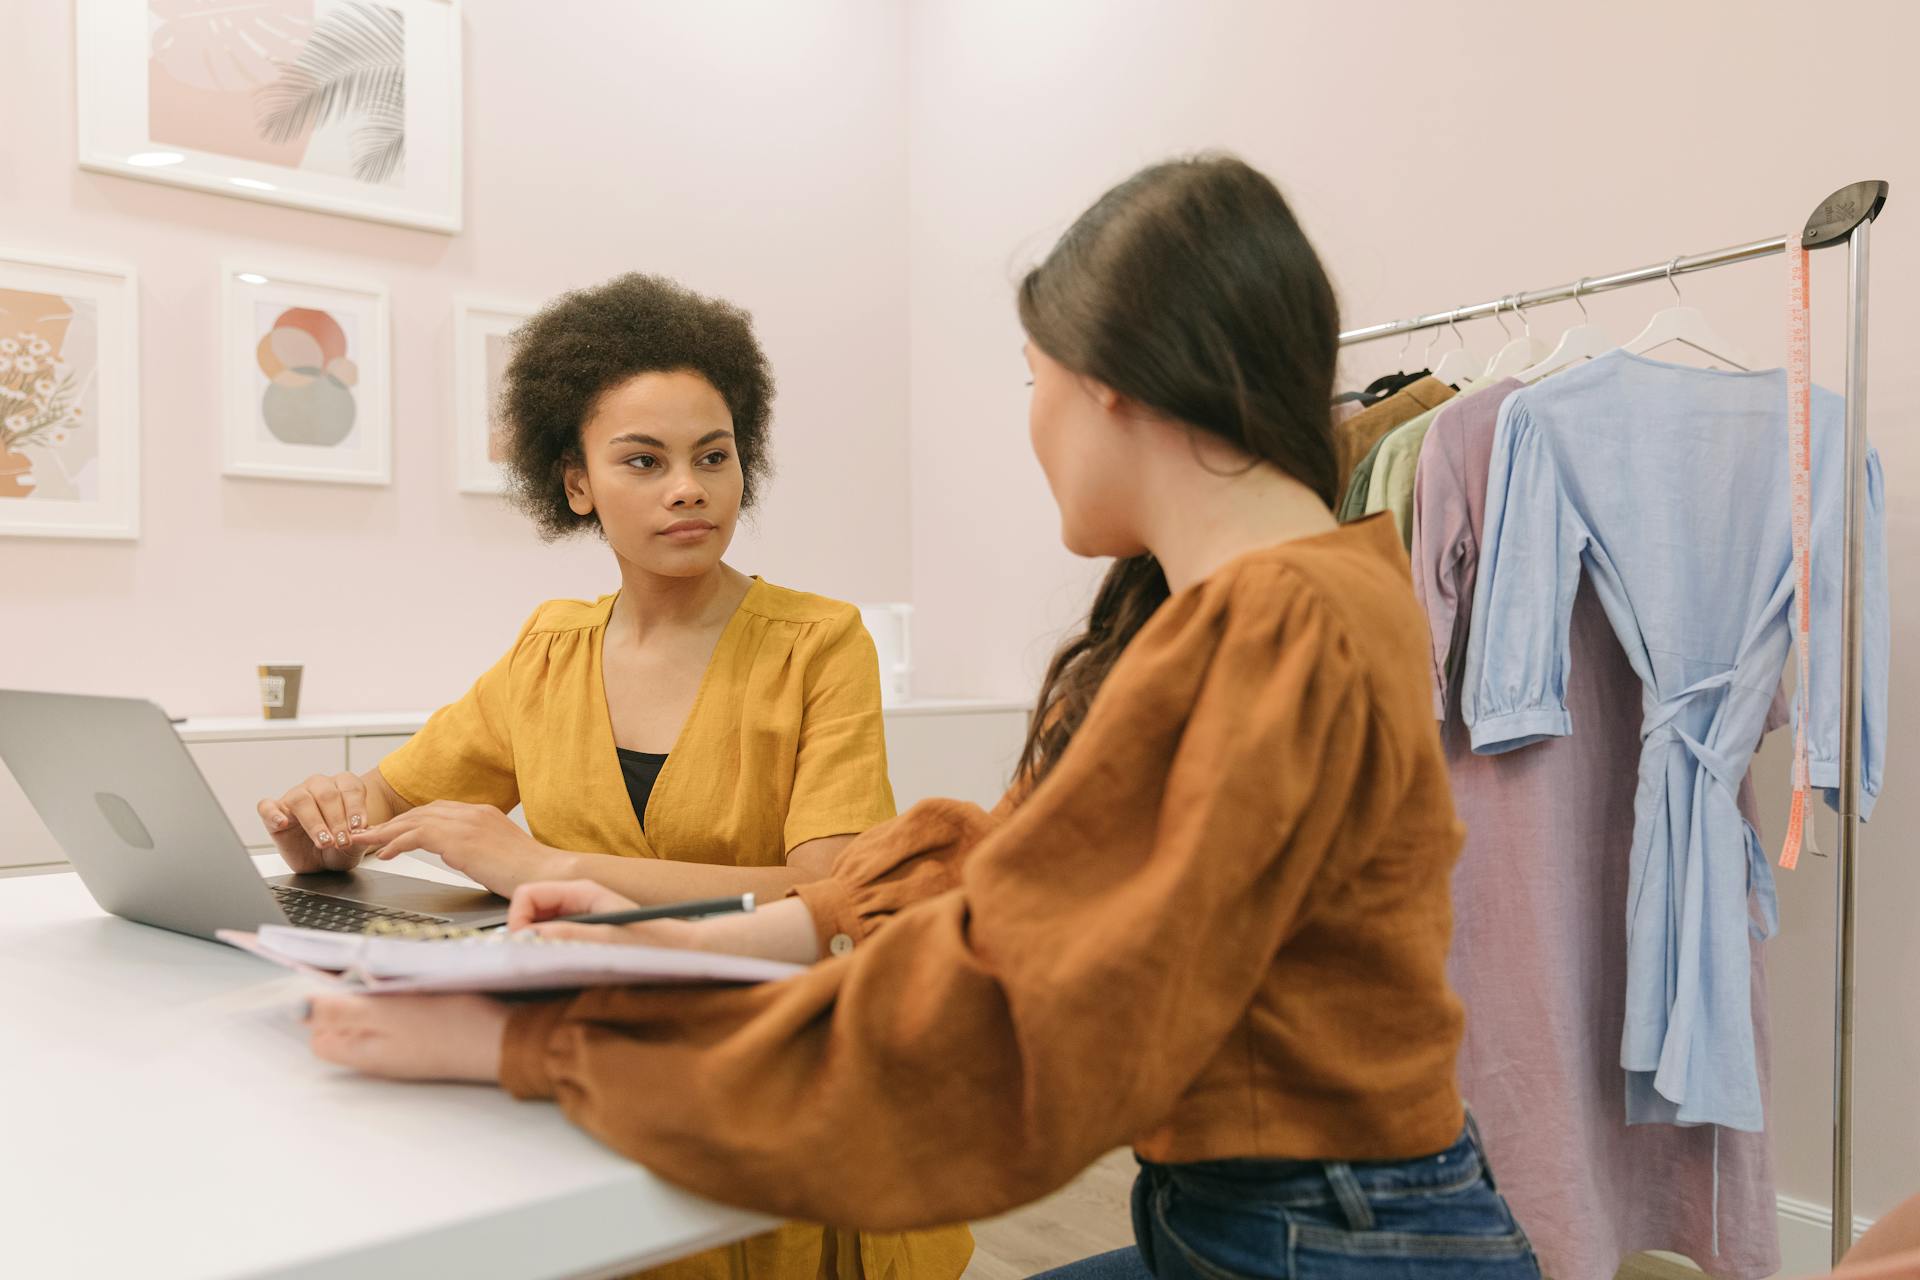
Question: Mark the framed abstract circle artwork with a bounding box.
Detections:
[222,262,390,485]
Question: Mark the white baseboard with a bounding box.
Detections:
[1774,1194,1875,1276]
[1641,1198,1874,1276]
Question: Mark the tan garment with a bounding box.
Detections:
[504,516,1467,1231]
[1333,376,1455,494]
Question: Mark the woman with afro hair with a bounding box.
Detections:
[256,273,974,1280]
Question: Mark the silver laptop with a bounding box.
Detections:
[0,689,510,939]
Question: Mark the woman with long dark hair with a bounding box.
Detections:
[305,155,1541,1280]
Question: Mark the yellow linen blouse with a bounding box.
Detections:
[379,578,972,1280]
[379,578,895,864]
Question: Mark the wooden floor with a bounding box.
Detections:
[962,1151,1703,1280]
[964,1151,1139,1280]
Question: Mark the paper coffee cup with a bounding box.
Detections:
[259,664,304,720]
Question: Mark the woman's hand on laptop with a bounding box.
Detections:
[349,800,571,896]
[258,773,375,872]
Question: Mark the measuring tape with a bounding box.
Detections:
[1779,242,1814,871]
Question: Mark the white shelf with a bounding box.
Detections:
[881,697,1028,717]
[173,699,1027,742]
[174,713,436,743]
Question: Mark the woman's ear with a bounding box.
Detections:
[1084,377,1163,432]
[1080,376,1125,414]
[563,458,593,517]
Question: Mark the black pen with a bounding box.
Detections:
[558,892,755,927]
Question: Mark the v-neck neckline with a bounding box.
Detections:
[594,576,762,855]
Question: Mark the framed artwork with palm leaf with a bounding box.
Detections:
[75,0,462,233]
[0,250,141,540]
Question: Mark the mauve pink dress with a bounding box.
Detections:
[1410,377,1780,1280]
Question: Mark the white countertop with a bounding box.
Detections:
[175,712,443,742]
[175,698,1028,742]
[0,852,776,1279]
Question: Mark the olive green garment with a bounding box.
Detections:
[1364,401,1452,547]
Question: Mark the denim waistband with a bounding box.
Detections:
[1141,1121,1490,1217]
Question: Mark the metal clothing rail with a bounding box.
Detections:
[1339,180,1889,1269]
[1337,236,1791,346]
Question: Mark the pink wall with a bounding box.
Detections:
[905,0,1920,1229]
[6,0,1916,1244]
[1,0,911,717]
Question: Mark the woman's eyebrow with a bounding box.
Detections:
[605,429,735,449]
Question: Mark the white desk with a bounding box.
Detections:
[0,853,776,1279]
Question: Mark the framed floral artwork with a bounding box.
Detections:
[222,263,390,485]
[76,0,463,233]
[452,298,533,495]
[0,251,141,540]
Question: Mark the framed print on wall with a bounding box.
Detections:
[223,263,390,485]
[453,298,533,495]
[0,250,140,540]
[76,0,463,234]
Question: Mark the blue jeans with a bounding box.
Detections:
[1030,1124,1540,1280]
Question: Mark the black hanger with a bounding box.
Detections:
[1356,367,1430,406]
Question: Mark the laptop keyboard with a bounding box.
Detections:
[269,884,449,933]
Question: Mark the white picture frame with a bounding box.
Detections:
[0,249,141,540]
[222,262,390,486]
[453,297,535,495]
[75,0,464,234]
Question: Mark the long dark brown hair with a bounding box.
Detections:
[1013,154,1341,787]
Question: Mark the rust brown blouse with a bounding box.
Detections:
[503,516,1468,1230]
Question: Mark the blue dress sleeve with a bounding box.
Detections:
[1863,451,1888,816]
[1805,431,1888,821]
[1462,395,1587,755]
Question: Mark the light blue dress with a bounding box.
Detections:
[1461,350,1887,1132]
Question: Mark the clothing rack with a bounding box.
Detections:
[1337,181,1889,1269]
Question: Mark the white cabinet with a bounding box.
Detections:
[186,738,350,851]
[346,733,415,774]
[883,705,1027,810]
[0,702,1028,872]
[0,763,61,871]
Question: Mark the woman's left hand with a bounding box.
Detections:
[349,801,571,897]
[305,993,508,1082]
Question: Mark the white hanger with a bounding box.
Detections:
[1517,277,1614,382]
[1482,294,1552,380]
[1430,307,1482,387]
[1476,298,1515,379]
[1620,256,1752,370]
